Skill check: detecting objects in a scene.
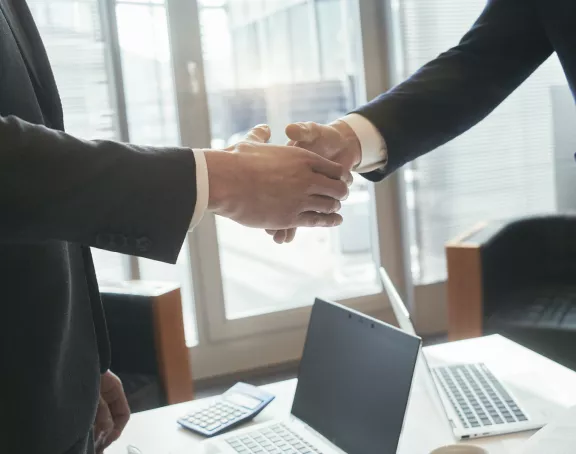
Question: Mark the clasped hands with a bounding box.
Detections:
[204,120,362,240]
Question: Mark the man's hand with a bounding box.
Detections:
[285,120,362,173]
[205,125,350,229]
[266,120,362,244]
[93,371,130,454]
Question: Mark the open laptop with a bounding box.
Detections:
[379,266,549,440]
[203,298,421,454]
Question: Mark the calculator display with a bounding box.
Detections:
[224,392,262,409]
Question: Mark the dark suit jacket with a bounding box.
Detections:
[356,0,575,182]
[0,1,197,452]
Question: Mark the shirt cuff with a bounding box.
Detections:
[340,113,388,173]
[189,149,209,230]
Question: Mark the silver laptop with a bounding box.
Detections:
[203,298,421,454]
[379,266,548,440]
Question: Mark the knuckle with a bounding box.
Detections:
[235,140,252,151]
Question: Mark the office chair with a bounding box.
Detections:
[100,281,194,412]
[446,215,576,371]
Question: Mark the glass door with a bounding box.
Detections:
[177,0,406,350]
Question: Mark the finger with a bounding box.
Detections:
[309,174,349,201]
[243,124,271,143]
[304,195,341,214]
[266,229,277,236]
[308,154,346,181]
[343,170,354,187]
[285,122,322,143]
[106,397,130,446]
[273,230,288,244]
[285,228,297,243]
[100,375,131,446]
[296,212,343,228]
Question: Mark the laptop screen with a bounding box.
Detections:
[291,299,420,454]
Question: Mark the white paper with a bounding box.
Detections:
[515,405,576,454]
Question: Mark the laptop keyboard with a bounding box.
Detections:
[433,363,528,429]
[224,423,323,454]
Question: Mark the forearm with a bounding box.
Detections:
[0,115,197,263]
[349,0,552,182]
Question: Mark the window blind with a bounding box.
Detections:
[27,0,116,140]
[397,0,568,283]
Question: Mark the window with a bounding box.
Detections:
[198,0,380,320]
[395,0,567,284]
[316,0,345,80]
[30,0,410,377]
[28,0,124,282]
[116,0,179,145]
[28,0,116,141]
[289,2,317,82]
[31,0,197,344]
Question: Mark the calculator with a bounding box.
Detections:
[177,382,275,437]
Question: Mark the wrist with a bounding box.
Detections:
[329,119,362,168]
[204,151,237,215]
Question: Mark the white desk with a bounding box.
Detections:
[107,335,576,454]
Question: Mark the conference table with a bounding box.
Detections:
[107,335,576,454]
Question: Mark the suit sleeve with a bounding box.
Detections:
[0,115,197,263]
[355,0,554,182]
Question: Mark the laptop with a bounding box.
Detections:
[379,266,549,440]
[203,298,421,454]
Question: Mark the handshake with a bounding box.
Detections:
[205,120,363,243]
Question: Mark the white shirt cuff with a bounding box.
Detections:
[340,113,388,173]
[189,149,209,230]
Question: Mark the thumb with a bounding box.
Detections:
[308,152,346,181]
[285,122,321,144]
[243,124,271,143]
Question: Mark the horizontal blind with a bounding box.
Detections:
[28,0,117,140]
[397,0,568,283]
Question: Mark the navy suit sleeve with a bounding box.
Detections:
[355,0,554,182]
[0,115,197,263]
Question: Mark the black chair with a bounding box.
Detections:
[446,215,576,371]
[100,281,194,412]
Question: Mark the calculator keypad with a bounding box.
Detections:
[181,401,249,433]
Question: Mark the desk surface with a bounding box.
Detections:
[107,335,576,454]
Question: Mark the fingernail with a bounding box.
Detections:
[256,124,269,130]
[298,124,308,132]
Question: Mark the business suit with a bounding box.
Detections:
[354,0,576,182]
[0,0,197,452]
